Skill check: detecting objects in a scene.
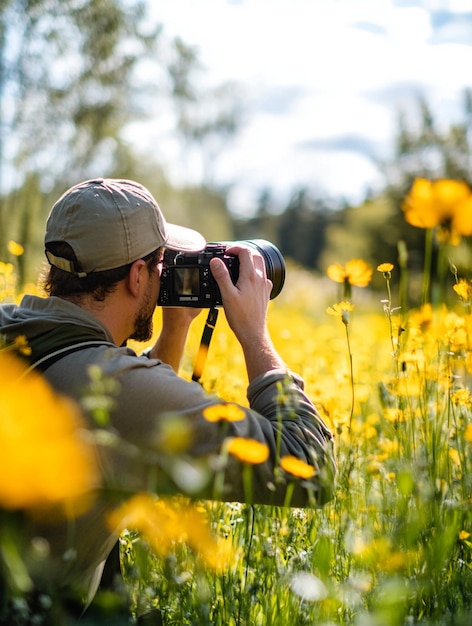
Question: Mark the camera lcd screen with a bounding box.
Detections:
[174,267,200,298]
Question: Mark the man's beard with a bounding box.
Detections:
[130,290,155,342]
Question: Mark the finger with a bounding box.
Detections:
[209,257,232,291]
[225,246,264,280]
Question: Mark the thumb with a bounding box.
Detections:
[210,257,232,292]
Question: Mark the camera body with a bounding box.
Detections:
[158,243,236,307]
[158,239,285,308]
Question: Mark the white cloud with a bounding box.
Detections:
[146,0,472,212]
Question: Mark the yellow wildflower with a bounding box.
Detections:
[464,424,472,443]
[327,259,373,287]
[326,301,354,315]
[326,301,354,325]
[451,388,472,408]
[377,263,394,273]
[453,279,472,303]
[280,455,316,479]
[0,261,16,302]
[459,530,470,541]
[107,494,234,572]
[226,437,270,464]
[402,178,472,245]
[8,240,24,256]
[443,312,468,349]
[449,447,461,467]
[408,303,434,334]
[203,403,246,423]
[0,352,99,513]
[13,334,32,356]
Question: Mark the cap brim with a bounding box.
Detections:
[165,224,206,252]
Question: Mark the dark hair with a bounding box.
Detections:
[43,242,162,302]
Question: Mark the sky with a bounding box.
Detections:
[148,0,472,215]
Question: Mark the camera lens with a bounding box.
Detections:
[244,239,286,299]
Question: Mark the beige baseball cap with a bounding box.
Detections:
[45,178,206,276]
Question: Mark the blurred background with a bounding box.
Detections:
[1,0,472,302]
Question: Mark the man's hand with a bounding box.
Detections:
[210,245,284,381]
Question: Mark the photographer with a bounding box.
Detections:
[0,178,335,621]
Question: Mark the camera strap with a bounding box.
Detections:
[192,307,219,384]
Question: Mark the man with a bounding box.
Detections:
[0,178,335,620]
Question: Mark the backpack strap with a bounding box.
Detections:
[8,323,116,377]
[23,339,115,376]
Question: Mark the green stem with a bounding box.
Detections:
[283,481,295,508]
[422,228,434,306]
[344,322,354,437]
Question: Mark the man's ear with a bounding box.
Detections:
[126,259,147,297]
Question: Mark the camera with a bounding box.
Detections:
[158,239,285,308]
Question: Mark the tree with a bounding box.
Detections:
[383,90,472,205]
[276,188,331,270]
[0,0,240,282]
[168,37,243,186]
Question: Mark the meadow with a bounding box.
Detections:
[2,178,472,625]
[122,261,472,626]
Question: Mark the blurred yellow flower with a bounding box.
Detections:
[408,303,434,334]
[12,334,32,357]
[280,455,316,479]
[203,403,246,423]
[459,530,470,541]
[453,279,472,303]
[443,312,468,350]
[0,261,16,302]
[0,261,14,276]
[464,424,472,443]
[0,352,99,513]
[226,437,269,464]
[451,388,472,408]
[449,447,461,467]
[108,494,233,571]
[402,178,472,245]
[384,407,409,423]
[7,240,24,256]
[327,259,373,287]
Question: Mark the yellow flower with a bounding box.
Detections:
[0,352,99,513]
[327,259,373,287]
[107,494,233,571]
[326,301,354,316]
[226,437,269,464]
[453,279,472,303]
[459,530,470,541]
[0,261,14,276]
[451,388,472,408]
[465,424,472,443]
[8,240,24,256]
[280,455,315,479]
[13,334,32,356]
[0,261,16,302]
[408,303,434,334]
[402,178,472,244]
[377,263,394,273]
[326,301,354,325]
[203,403,246,423]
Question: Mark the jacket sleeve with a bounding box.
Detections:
[55,348,336,508]
[215,369,336,506]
